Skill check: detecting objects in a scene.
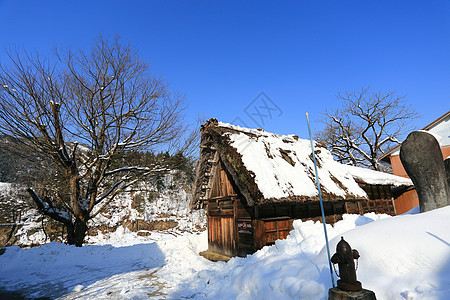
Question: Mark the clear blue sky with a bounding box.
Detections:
[0,0,448,139]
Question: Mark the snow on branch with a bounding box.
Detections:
[104,166,168,176]
[93,180,123,206]
[90,174,148,219]
[27,188,72,223]
[317,88,419,170]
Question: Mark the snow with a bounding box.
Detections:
[0,182,12,190]
[342,163,413,186]
[2,169,206,251]
[426,113,450,147]
[1,206,450,299]
[0,231,210,299]
[218,121,411,200]
[173,208,450,300]
[84,179,207,244]
[391,124,449,156]
[418,129,443,146]
[220,123,367,200]
[3,172,206,247]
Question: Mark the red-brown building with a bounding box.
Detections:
[379,111,450,214]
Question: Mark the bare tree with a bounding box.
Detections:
[0,36,186,246]
[316,87,420,171]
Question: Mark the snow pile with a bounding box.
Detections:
[85,179,206,243]
[0,183,48,245]
[14,209,50,245]
[173,207,450,299]
[342,163,413,186]
[1,207,450,299]
[219,122,367,200]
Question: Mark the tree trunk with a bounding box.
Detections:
[66,222,75,245]
[65,218,88,247]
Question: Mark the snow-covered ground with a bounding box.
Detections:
[1,206,450,299]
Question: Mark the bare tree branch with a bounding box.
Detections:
[316,87,420,171]
[0,36,187,246]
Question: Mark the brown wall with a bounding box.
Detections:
[254,219,293,249]
[210,161,236,198]
[390,145,450,178]
[388,145,449,213]
[442,146,450,160]
[207,160,239,256]
[389,155,409,178]
[394,189,419,214]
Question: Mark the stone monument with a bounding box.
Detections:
[400,131,449,212]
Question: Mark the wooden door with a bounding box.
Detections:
[208,215,236,256]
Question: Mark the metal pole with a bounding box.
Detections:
[306,112,336,288]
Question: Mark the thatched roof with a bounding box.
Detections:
[342,164,412,187]
[191,119,370,209]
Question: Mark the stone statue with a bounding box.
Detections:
[400,131,449,212]
[445,157,450,190]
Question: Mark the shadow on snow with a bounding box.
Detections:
[0,242,165,299]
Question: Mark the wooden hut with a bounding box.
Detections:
[341,164,412,215]
[191,119,411,258]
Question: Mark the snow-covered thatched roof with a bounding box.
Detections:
[342,164,413,187]
[192,119,377,209]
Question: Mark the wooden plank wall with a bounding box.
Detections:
[345,199,396,215]
[255,202,346,220]
[207,160,240,257]
[254,219,293,248]
[353,183,397,215]
[207,197,237,256]
[252,202,346,249]
[210,160,236,198]
[208,215,236,256]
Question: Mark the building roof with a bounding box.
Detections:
[342,164,412,187]
[192,119,374,209]
[422,111,450,131]
[379,111,450,162]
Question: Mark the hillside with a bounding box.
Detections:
[0,145,206,248]
[0,172,206,248]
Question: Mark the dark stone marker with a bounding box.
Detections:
[329,288,377,300]
[400,131,449,212]
[445,157,450,191]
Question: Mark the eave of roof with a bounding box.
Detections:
[379,110,450,162]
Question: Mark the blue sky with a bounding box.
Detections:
[0,0,448,139]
